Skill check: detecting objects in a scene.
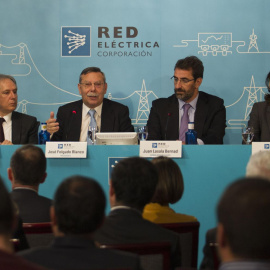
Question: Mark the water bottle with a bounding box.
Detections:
[39,123,50,144]
[185,122,197,145]
[87,126,98,145]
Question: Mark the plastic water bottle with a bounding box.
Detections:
[185,122,197,145]
[39,123,50,144]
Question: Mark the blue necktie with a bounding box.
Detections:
[87,110,97,144]
[179,103,191,141]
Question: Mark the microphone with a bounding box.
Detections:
[66,110,77,140]
[164,112,171,140]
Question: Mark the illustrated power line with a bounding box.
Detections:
[248,29,259,52]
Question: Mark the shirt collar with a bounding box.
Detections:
[82,102,103,118]
[178,92,199,110]
[3,112,12,123]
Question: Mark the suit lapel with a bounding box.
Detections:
[67,101,82,141]
[194,92,208,138]
[166,96,180,140]
[265,104,270,136]
[11,112,21,144]
[100,99,114,132]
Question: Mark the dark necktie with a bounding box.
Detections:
[0,118,5,143]
[179,103,191,141]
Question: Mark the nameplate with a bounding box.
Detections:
[139,141,182,158]
[252,142,270,155]
[45,142,87,158]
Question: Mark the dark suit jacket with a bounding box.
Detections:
[12,111,39,144]
[248,101,270,142]
[147,92,226,144]
[93,208,181,269]
[51,99,134,141]
[20,236,142,270]
[11,189,52,223]
[199,227,217,270]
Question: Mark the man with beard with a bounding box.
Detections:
[46,67,134,141]
[147,56,226,144]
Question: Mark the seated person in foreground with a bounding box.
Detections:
[248,71,270,141]
[46,67,134,141]
[9,145,52,223]
[216,177,270,270]
[19,175,142,270]
[93,157,181,269]
[143,156,197,223]
[0,177,43,270]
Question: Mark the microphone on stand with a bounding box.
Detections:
[164,112,171,140]
[66,110,77,140]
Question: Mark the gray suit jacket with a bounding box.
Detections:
[93,208,181,269]
[20,236,142,270]
[248,101,270,141]
[12,111,39,144]
[11,189,52,223]
[51,99,134,141]
[147,92,226,144]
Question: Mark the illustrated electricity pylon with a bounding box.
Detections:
[19,43,26,64]
[135,80,151,124]
[244,76,260,120]
[248,29,259,52]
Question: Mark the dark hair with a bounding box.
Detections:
[54,175,106,235]
[79,67,106,83]
[174,56,204,80]
[0,74,17,86]
[151,157,184,205]
[10,145,46,186]
[111,157,158,212]
[264,72,270,104]
[0,176,14,234]
[217,177,270,259]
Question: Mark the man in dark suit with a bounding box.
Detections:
[9,145,52,223]
[46,67,134,141]
[20,175,142,270]
[94,157,181,269]
[0,74,39,145]
[0,177,43,270]
[147,56,226,144]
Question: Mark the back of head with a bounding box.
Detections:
[0,177,14,235]
[10,145,46,186]
[111,157,158,211]
[54,175,106,235]
[151,156,184,205]
[217,177,270,260]
[246,151,270,180]
[174,56,204,80]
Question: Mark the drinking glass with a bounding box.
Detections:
[242,126,254,145]
[137,126,148,141]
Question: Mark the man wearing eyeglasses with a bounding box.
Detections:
[46,67,134,141]
[147,56,226,144]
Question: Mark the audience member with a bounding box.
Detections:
[94,157,181,268]
[217,177,270,269]
[0,176,45,269]
[0,74,39,145]
[20,175,142,270]
[248,72,270,141]
[9,145,52,223]
[143,156,197,223]
[46,67,134,141]
[147,56,226,144]
[200,150,270,270]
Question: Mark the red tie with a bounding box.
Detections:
[0,118,5,143]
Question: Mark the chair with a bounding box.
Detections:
[159,221,200,268]
[23,222,54,248]
[100,242,171,270]
[209,242,220,270]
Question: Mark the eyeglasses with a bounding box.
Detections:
[171,76,195,84]
[80,82,104,89]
